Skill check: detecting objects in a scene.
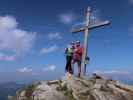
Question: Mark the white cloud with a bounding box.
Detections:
[59,12,76,24]
[48,32,62,39]
[43,65,56,71]
[129,27,133,33]
[0,16,36,59]
[40,45,58,54]
[18,67,32,73]
[0,16,18,30]
[90,10,102,24]
[93,70,130,75]
[129,0,133,4]
[128,26,133,37]
[72,10,101,28]
[0,53,16,61]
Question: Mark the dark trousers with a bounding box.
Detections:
[65,56,73,74]
[72,59,81,77]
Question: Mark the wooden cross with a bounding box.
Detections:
[72,7,110,77]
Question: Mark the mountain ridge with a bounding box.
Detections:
[9,74,133,100]
[0,82,25,100]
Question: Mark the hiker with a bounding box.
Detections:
[65,42,74,76]
[72,41,83,77]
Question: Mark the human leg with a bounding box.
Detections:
[71,59,75,75]
[77,60,81,77]
[65,56,69,72]
[68,56,73,74]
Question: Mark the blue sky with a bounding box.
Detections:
[0,0,133,82]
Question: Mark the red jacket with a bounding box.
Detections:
[73,46,83,61]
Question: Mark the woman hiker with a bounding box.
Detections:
[65,42,75,78]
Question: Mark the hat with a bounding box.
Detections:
[71,41,75,45]
[76,41,80,44]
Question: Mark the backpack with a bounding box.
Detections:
[65,47,73,56]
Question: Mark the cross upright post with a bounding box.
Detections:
[81,7,91,77]
[71,7,110,77]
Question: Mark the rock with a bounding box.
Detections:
[11,75,133,100]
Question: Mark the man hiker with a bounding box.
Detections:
[72,41,83,77]
[65,42,74,78]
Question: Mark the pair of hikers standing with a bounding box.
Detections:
[65,41,83,78]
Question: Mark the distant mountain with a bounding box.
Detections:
[0,82,25,100]
[91,71,133,85]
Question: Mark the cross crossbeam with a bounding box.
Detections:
[72,20,110,33]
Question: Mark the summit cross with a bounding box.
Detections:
[72,7,110,77]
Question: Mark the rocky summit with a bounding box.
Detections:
[9,74,133,100]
